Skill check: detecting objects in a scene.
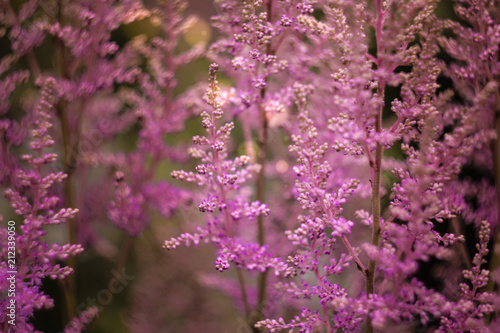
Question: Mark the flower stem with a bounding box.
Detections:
[486,84,500,296]
[55,2,77,321]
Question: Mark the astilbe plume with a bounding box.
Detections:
[115,2,220,330]
[62,307,99,333]
[438,0,500,304]
[165,63,287,324]
[40,0,149,248]
[0,78,95,332]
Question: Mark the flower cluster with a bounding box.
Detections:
[165,63,271,264]
[165,63,289,324]
[1,0,202,330]
[437,220,493,332]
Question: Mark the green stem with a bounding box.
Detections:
[254,93,269,329]
[254,1,272,327]
[55,2,77,321]
[366,140,382,333]
[451,217,472,270]
[115,235,135,276]
[366,2,385,332]
[486,85,500,296]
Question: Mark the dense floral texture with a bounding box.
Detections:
[1,0,500,332]
[1,0,198,331]
[0,78,90,332]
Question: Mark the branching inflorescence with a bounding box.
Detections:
[1,78,92,332]
[165,64,283,326]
